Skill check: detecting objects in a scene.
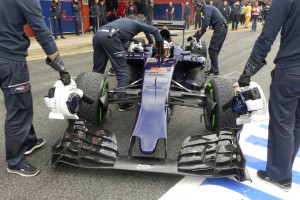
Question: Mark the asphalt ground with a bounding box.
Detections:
[0,23,280,200]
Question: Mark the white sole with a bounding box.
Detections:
[256,173,291,192]
[7,168,40,177]
[24,139,45,155]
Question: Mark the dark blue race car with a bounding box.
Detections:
[51,21,250,182]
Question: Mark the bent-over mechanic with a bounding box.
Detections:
[188,0,228,77]
[92,14,163,111]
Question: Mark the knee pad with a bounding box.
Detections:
[209,49,218,59]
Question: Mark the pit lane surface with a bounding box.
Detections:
[0,28,279,199]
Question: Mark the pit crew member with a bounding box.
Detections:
[188,0,228,77]
[92,14,163,111]
[238,0,300,191]
[0,0,71,177]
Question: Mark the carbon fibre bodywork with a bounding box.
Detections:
[51,21,250,182]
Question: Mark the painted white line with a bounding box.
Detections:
[159,176,206,200]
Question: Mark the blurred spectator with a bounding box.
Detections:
[183,2,191,30]
[239,3,245,26]
[209,1,214,7]
[125,1,137,16]
[219,1,230,23]
[50,0,65,39]
[244,2,252,28]
[99,0,107,27]
[262,4,270,25]
[90,0,100,33]
[145,0,153,25]
[251,1,261,31]
[194,3,202,29]
[71,0,82,36]
[166,2,175,21]
[231,1,241,30]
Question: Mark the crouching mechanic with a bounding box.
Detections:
[238,0,300,191]
[0,0,71,177]
[188,0,228,77]
[93,14,163,111]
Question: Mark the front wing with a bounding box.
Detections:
[51,120,251,182]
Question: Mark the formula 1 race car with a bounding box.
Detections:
[45,21,264,182]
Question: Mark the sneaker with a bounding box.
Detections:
[61,36,66,39]
[119,103,135,112]
[207,72,220,78]
[7,164,40,177]
[108,68,116,76]
[257,170,292,192]
[25,138,45,155]
[204,70,220,78]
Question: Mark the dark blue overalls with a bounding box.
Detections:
[251,0,300,182]
[0,0,58,170]
[71,1,82,35]
[92,18,162,105]
[201,4,228,74]
[50,3,64,39]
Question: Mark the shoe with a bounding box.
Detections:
[25,138,45,155]
[7,164,40,177]
[257,170,292,192]
[119,103,135,112]
[204,70,220,78]
[108,68,116,76]
[54,37,57,40]
[61,36,66,39]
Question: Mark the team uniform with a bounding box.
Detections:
[92,18,162,109]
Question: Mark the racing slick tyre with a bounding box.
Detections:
[203,78,239,132]
[191,40,207,59]
[75,72,108,126]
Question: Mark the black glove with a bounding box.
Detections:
[155,40,164,58]
[46,53,71,85]
[194,30,205,42]
[187,36,193,42]
[238,54,266,87]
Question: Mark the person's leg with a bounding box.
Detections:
[102,37,128,99]
[267,67,299,181]
[58,18,64,38]
[53,18,58,39]
[235,15,239,29]
[0,59,32,170]
[254,17,258,31]
[209,27,227,73]
[92,32,109,73]
[292,100,300,166]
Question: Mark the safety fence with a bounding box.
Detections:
[46,15,110,37]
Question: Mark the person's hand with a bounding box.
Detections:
[46,53,71,85]
[54,16,57,19]
[238,54,266,87]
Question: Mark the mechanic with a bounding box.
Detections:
[188,0,228,77]
[166,2,175,21]
[92,14,163,111]
[71,0,82,36]
[238,0,300,191]
[0,0,71,177]
[183,2,191,30]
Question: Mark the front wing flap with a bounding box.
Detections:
[51,120,250,182]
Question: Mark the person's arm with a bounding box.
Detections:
[17,0,70,85]
[172,6,175,14]
[201,8,212,32]
[238,0,293,87]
